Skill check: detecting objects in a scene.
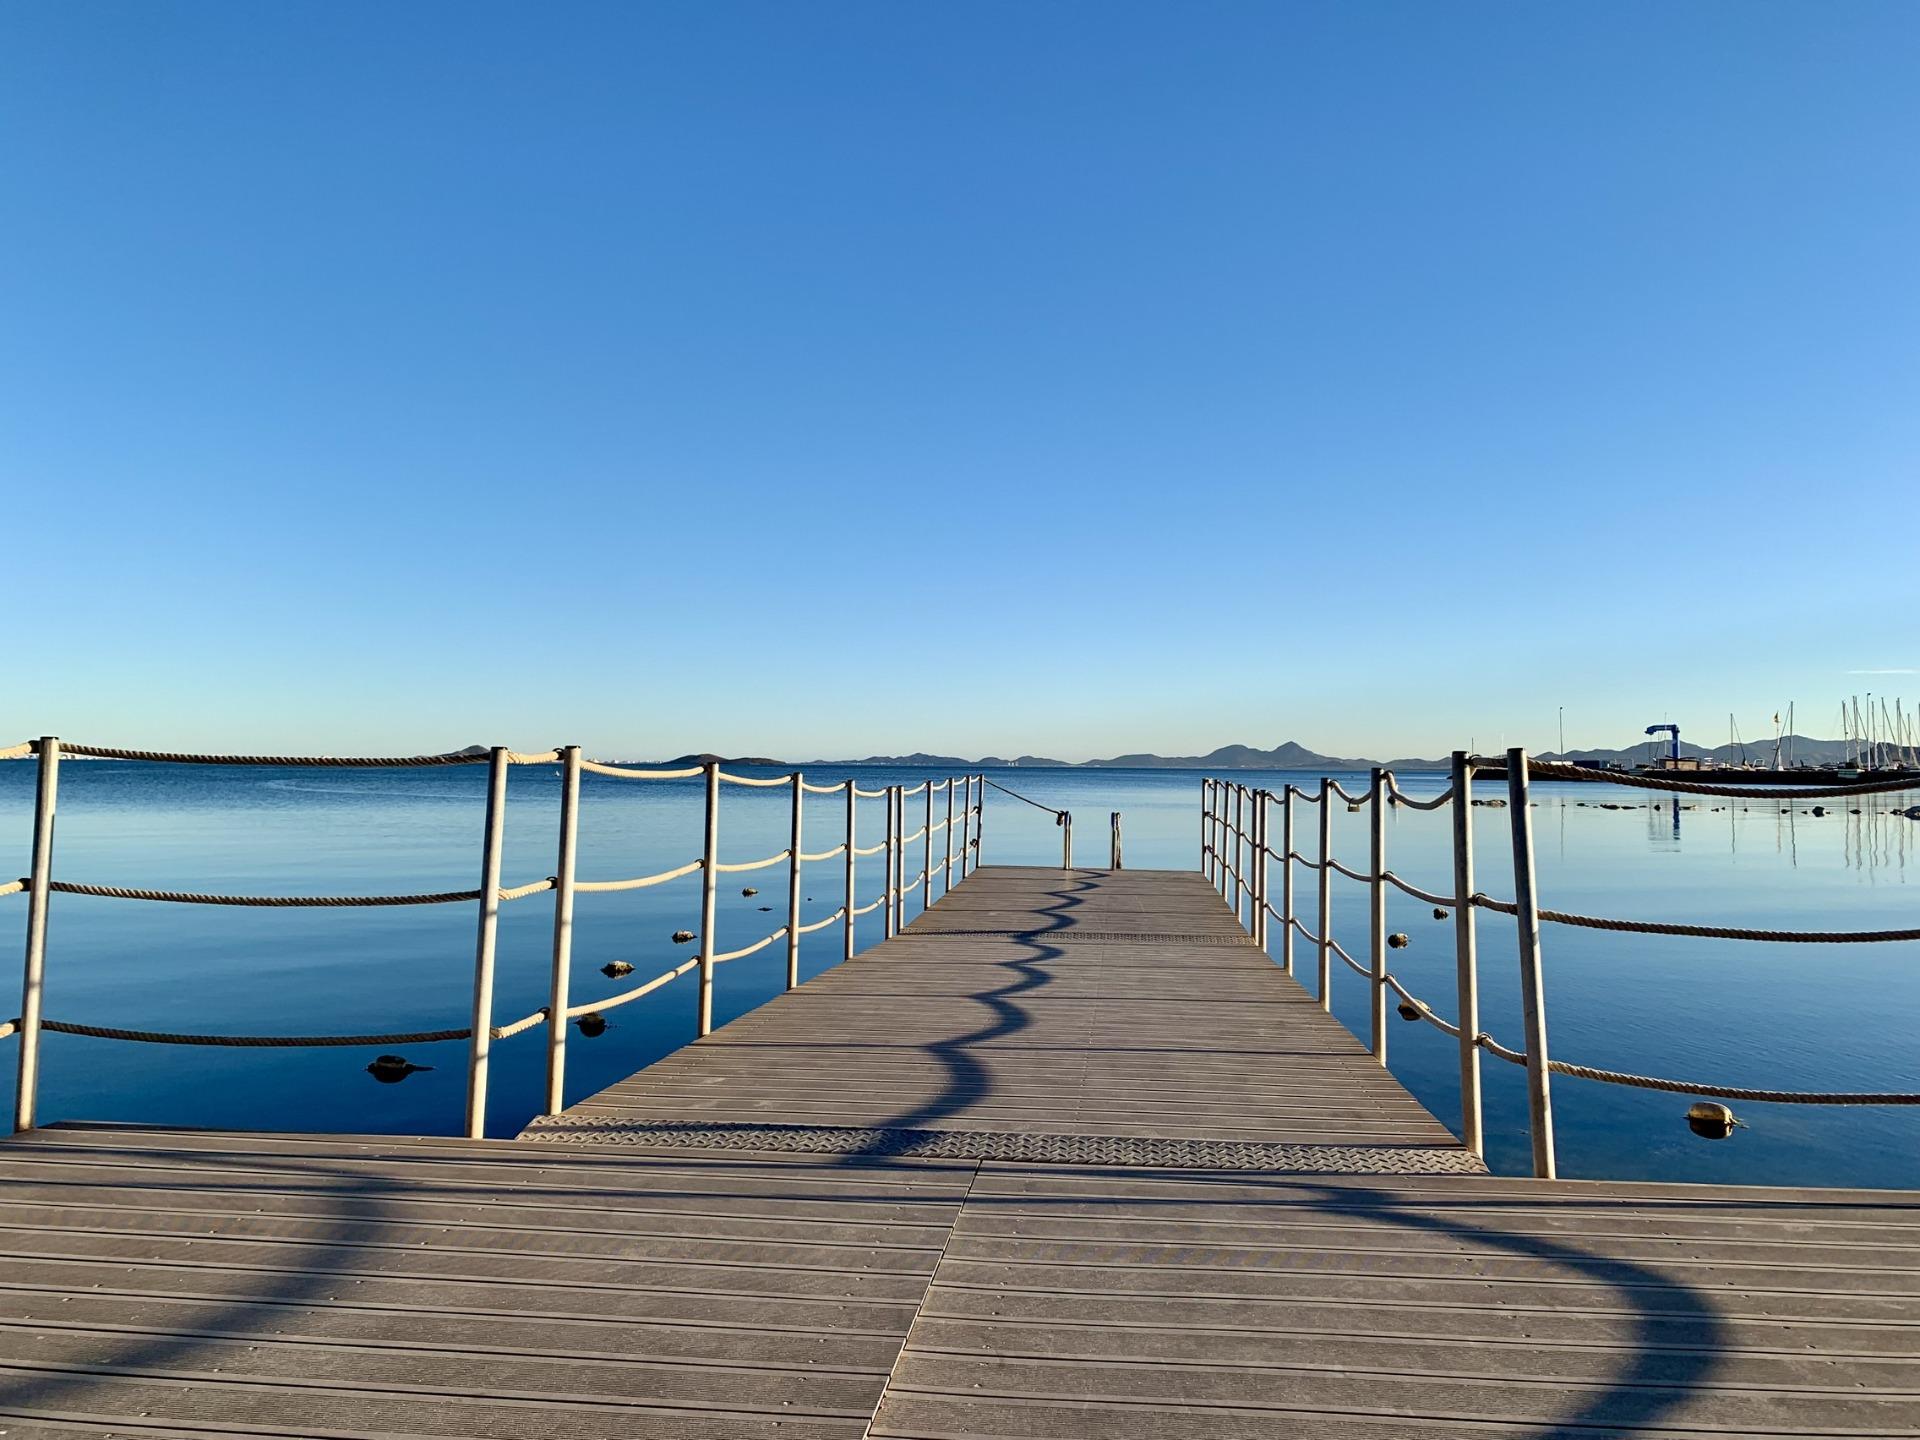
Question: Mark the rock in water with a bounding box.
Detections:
[671,930,696,944]
[601,960,634,978]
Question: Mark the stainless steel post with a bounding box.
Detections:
[1230,785,1244,915]
[884,786,898,939]
[1450,751,1483,1158]
[464,747,510,1139]
[13,738,61,1133]
[843,782,857,962]
[1061,811,1073,869]
[543,745,581,1116]
[944,778,956,892]
[1280,786,1295,974]
[923,783,934,915]
[786,772,804,990]
[1369,767,1388,1065]
[1316,779,1333,1011]
[697,762,721,1037]
[1506,747,1557,1179]
[1200,779,1211,880]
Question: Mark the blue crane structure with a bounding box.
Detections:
[1645,723,1681,761]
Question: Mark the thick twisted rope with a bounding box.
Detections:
[850,897,886,917]
[48,881,482,907]
[799,845,847,862]
[1327,858,1373,884]
[717,771,791,788]
[1382,775,1455,811]
[574,858,702,893]
[1469,893,1920,943]
[40,743,493,767]
[0,742,35,762]
[496,878,557,902]
[711,928,787,963]
[1472,1034,1920,1104]
[1382,870,1458,907]
[1507,757,1920,799]
[1324,779,1371,806]
[569,959,699,1018]
[795,909,847,935]
[983,777,1065,818]
[0,879,25,900]
[38,1019,473,1046]
[713,851,790,875]
[851,841,888,857]
[801,779,851,795]
[579,760,704,780]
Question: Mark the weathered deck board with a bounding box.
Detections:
[869,1163,1920,1439]
[526,867,1473,1168]
[1,865,1915,1437]
[0,1124,971,1439]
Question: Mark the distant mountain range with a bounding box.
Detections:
[622,736,1865,771]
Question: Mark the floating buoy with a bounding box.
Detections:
[1851,807,1863,815]
[1811,806,1826,817]
[601,960,634,978]
[757,905,773,912]
[671,930,696,944]
[1347,803,1362,812]
[1685,1101,1742,1140]
[366,1054,430,1084]
[741,887,759,897]
[1387,932,1409,950]
[1432,908,1449,921]
[1396,999,1423,1022]
[575,1012,608,1038]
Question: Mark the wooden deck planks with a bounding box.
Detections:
[1,865,1914,1437]
[0,1124,973,1438]
[527,867,1470,1160]
[869,1163,1920,1439]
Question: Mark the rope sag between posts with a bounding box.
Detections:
[983,778,1065,818]
[1381,871,1458,907]
[1383,775,1456,811]
[0,879,25,899]
[1468,893,1920,943]
[44,743,494,768]
[48,881,483,907]
[1472,1035,1920,1104]
[1505,757,1920,800]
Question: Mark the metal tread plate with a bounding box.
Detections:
[520,1116,1488,1173]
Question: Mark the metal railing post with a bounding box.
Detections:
[1111,811,1123,871]
[13,737,61,1133]
[1316,778,1333,1010]
[1506,747,1557,1179]
[1200,780,1211,880]
[843,782,857,962]
[975,775,985,868]
[543,745,581,1117]
[1061,811,1073,869]
[464,746,510,1140]
[883,786,898,939]
[1280,785,1295,975]
[1214,779,1227,892]
[1450,751,1484,1158]
[696,761,720,1037]
[1230,785,1244,915]
[923,783,934,915]
[786,772,804,990]
[944,778,956,893]
[1253,791,1267,948]
[959,775,972,877]
[1369,767,1388,1065]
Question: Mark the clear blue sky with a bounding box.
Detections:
[5,2,1916,760]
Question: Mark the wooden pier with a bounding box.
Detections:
[1,866,1916,1437]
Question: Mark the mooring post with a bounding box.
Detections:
[1280,786,1295,975]
[1506,747,1557,1179]
[785,772,804,990]
[944,778,956,893]
[543,745,582,1116]
[696,761,721,1037]
[1110,811,1123,871]
[842,781,857,962]
[1369,767,1389,1065]
[464,746,510,1139]
[13,737,61,1133]
[1450,750,1484,1158]
[1316,778,1333,1011]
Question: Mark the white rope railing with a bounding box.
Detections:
[573,858,704,893]
[0,737,986,1141]
[1202,754,1920,1179]
[713,850,791,875]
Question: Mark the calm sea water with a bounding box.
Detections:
[1,760,1915,1189]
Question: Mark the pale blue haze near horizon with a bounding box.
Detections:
[4,2,1918,759]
